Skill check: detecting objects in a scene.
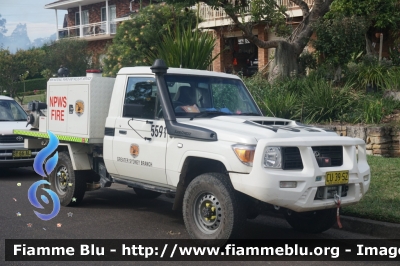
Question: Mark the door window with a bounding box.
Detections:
[124,77,162,119]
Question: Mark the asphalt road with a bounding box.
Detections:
[0,167,397,266]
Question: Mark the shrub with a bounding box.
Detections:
[298,79,354,123]
[243,72,400,125]
[146,21,218,70]
[14,78,47,93]
[356,61,391,91]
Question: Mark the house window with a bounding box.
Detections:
[75,10,89,36]
[101,5,116,34]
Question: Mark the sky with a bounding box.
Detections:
[0,0,67,41]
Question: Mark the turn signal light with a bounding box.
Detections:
[232,145,256,166]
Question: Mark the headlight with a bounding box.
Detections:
[264,147,282,168]
[232,144,256,166]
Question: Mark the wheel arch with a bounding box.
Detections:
[57,143,92,171]
[172,156,230,211]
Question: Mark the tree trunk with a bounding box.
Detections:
[268,42,298,82]
[218,0,334,82]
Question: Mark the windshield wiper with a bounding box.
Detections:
[190,111,232,120]
[0,119,12,121]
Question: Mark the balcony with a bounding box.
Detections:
[197,0,314,28]
[57,21,118,41]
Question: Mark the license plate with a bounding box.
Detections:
[325,170,349,186]
[12,150,31,158]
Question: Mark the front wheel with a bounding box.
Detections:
[284,208,337,233]
[183,173,246,242]
[49,151,86,207]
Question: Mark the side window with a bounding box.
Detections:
[124,77,162,119]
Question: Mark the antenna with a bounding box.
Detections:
[180,40,182,68]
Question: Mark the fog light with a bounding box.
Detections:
[315,176,322,182]
[280,181,297,188]
[363,174,369,181]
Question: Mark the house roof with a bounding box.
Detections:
[45,0,107,10]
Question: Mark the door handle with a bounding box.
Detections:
[119,130,127,135]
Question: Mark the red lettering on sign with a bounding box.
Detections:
[49,96,67,107]
[50,109,65,121]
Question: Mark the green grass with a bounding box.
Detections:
[342,156,400,223]
[15,94,46,105]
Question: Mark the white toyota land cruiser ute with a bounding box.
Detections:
[16,60,370,241]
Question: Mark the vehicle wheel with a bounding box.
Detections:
[49,151,86,207]
[183,173,246,242]
[284,208,337,233]
[133,187,161,199]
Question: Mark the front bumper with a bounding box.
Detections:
[230,136,370,212]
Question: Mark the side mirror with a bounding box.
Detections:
[123,103,144,118]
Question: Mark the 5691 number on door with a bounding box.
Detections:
[151,125,167,138]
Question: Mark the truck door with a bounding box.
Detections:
[112,76,167,185]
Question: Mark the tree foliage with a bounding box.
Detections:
[0,14,6,35]
[328,0,400,30]
[313,15,368,68]
[0,48,45,98]
[103,4,197,76]
[41,39,92,77]
[147,21,218,69]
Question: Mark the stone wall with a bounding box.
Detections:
[315,125,400,157]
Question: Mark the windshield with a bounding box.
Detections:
[0,100,28,121]
[164,74,261,118]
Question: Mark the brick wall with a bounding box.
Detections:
[67,0,150,27]
[211,30,223,72]
[88,39,113,66]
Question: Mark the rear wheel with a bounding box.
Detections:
[49,152,86,206]
[133,187,161,199]
[284,208,337,233]
[183,173,246,243]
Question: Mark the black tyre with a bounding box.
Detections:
[133,187,161,199]
[284,208,337,233]
[183,173,246,242]
[49,151,86,207]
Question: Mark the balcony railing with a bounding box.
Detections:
[58,21,117,39]
[197,0,314,22]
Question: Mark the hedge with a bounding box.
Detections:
[15,78,47,93]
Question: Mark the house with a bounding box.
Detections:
[45,0,152,66]
[45,0,315,72]
[46,1,389,75]
[196,0,314,76]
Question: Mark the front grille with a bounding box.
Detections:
[282,147,303,170]
[0,135,25,143]
[312,146,343,167]
[0,148,40,160]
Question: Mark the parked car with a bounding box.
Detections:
[0,96,39,168]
